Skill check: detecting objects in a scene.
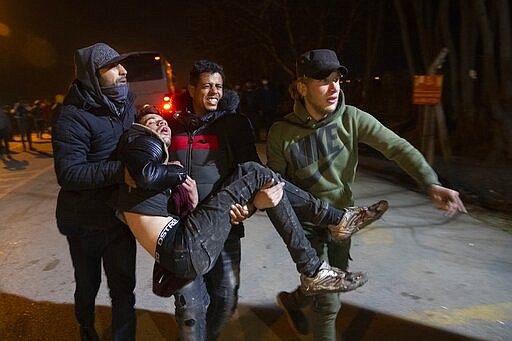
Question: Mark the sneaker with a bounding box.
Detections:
[329,200,389,242]
[276,291,309,335]
[300,262,368,296]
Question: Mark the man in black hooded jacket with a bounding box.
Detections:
[52,43,137,341]
[167,60,260,340]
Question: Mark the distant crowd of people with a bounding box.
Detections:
[233,78,281,141]
[0,95,63,157]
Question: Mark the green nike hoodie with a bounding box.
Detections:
[266,90,440,208]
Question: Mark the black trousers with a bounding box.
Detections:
[156,161,344,279]
[67,218,136,341]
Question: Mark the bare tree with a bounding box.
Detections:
[473,0,512,159]
[361,0,385,104]
[391,0,512,160]
[186,0,363,82]
[495,0,512,109]
[457,0,478,129]
[183,0,512,160]
[393,0,416,77]
[438,0,459,120]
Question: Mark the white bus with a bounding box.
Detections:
[123,51,176,110]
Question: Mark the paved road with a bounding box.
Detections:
[0,137,511,340]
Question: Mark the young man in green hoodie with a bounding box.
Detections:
[267,49,467,340]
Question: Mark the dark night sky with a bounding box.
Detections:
[0,1,406,105]
[0,0,205,104]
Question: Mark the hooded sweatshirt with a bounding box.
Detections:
[73,43,128,116]
[266,90,439,208]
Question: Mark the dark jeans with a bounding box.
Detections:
[20,130,33,150]
[173,276,210,341]
[67,218,137,341]
[156,161,344,279]
[0,130,10,155]
[172,232,241,341]
[205,234,241,340]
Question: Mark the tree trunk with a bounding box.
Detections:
[495,0,512,110]
[458,1,477,123]
[393,0,416,77]
[362,0,384,104]
[474,0,512,159]
[412,0,436,71]
[438,0,460,124]
[455,0,479,149]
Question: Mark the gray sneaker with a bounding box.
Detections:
[329,200,389,242]
[300,262,368,296]
[276,291,309,335]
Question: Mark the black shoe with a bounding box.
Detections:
[79,326,99,341]
[276,291,309,335]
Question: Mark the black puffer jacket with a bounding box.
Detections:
[113,124,187,216]
[52,46,136,236]
[168,89,260,238]
[169,90,260,199]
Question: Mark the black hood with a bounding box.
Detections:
[218,89,240,113]
[65,43,125,115]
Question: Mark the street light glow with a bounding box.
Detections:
[0,22,11,37]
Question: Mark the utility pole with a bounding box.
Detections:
[418,47,452,164]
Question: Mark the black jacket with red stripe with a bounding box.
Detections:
[167,90,261,237]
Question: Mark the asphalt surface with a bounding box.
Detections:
[0,136,511,341]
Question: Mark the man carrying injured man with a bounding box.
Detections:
[112,105,388,296]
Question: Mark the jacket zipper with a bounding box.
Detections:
[186,131,194,174]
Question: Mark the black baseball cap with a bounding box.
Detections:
[296,49,348,80]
